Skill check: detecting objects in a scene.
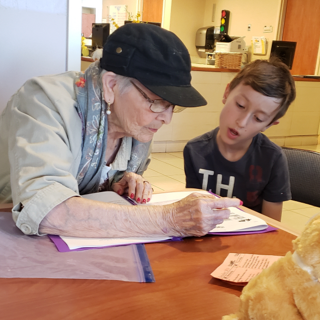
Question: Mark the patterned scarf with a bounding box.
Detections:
[74,61,107,194]
[74,61,151,194]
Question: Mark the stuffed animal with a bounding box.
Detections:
[222,213,320,320]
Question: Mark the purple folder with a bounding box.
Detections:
[48,234,182,253]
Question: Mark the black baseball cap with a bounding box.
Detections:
[100,23,207,107]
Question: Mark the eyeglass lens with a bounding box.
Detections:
[131,81,186,113]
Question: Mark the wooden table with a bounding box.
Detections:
[0,203,297,320]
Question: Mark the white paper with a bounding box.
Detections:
[210,206,267,232]
[252,36,266,55]
[82,191,131,205]
[148,190,209,206]
[109,5,127,34]
[211,253,282,283]
[61,235,172,250]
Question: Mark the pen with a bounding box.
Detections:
[123,195,139,205]
[208,189,220,198]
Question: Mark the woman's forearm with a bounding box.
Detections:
[39,193,240,238]
[39,196,170,237]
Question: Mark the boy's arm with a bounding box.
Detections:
[261,200,283,221]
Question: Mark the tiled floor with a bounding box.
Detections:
[144,145,320,235]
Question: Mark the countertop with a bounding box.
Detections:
[81,57,320,81]
[81,56,94,62]
[191,63,240,72]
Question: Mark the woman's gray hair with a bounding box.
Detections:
[100,69,132,95]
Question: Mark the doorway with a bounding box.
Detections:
[281,0,320,75]
[142,0,163,24]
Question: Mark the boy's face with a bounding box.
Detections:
[218,82,280,149]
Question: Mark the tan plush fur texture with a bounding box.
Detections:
[222,213,320,320]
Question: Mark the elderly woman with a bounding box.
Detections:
[0,23,240,237]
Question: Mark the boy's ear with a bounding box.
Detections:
[261,120,280,132]
[222,83,230,104]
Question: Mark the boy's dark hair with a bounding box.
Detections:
[229,57,296,123]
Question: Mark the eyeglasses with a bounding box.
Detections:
[130,81,186,113]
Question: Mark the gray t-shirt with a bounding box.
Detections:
[183,127,291,213]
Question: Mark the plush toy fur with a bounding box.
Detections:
[222,213,320,320]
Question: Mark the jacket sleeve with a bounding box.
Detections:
[6,73,83,235]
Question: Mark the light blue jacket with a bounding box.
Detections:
[0,72,151,235]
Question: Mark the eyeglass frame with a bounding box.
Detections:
[130,81,185,113]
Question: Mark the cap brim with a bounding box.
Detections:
[144,84,207,107]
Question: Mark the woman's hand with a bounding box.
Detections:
[112,171,153,204]
[162,192,242,237]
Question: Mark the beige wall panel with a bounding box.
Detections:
[169,0,206,57]
[292,83,320,113]
[153,122,174,141]
[265,112,293,137]
[190,83,225,112]
[290,112,320,136]
[191,71,222,84]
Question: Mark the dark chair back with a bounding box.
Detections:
[282,147,320,207]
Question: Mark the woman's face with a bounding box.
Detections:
[107,77,174,143]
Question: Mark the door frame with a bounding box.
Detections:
[315,41,320,75]
[276,0,287,40]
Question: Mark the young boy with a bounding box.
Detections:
[183,58,296,221]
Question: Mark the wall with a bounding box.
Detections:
[169,0,282,62]
[267,80,320,147]
[0,0,69,114]
[206,0,281,57]
[68,0,82,72]
[169,0,206,59]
